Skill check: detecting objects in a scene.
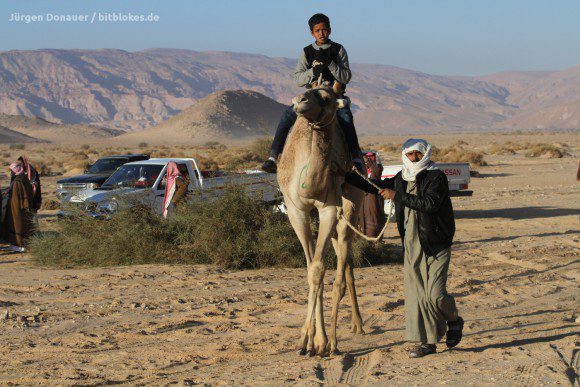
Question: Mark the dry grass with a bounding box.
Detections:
[431,142,487,166]
[376,143,400,154]
[525,143,570,158]
[487,141,570,158]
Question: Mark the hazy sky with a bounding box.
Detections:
[1,0,579,76]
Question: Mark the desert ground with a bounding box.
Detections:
[0,132,578,385]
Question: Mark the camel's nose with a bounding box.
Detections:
[298,96,308,103]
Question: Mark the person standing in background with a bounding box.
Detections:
[358,152,385,238]
[3,161,35,252]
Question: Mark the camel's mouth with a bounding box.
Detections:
[292,92,322,118]
[292,96,316,115]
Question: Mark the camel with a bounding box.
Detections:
[278,85,364,356]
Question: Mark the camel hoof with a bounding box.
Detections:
[308,349,316,357]
[352,325,366,335]
[298,348,308,356]
[330,348,341,356]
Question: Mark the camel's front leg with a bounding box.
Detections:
[285,199,315,269]
[298,205,336,356]
[297,258,324,356]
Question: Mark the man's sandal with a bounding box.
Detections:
[409,343,437,358]
[446,316,464,348]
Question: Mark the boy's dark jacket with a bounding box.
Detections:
[347,169,455,256]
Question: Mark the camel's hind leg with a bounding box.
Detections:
[328,216,365,355]
[341,186,365,336]
[329,232,348,355]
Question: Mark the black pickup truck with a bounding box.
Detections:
[56,154,149,200]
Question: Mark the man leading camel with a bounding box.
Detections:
[347,139,464,357]
[262,13,363,174]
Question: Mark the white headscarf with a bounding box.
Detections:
[401,139,436,182]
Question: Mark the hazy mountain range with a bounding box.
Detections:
[0,48,579,140]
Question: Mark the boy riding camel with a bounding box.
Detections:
[261,13,363,173]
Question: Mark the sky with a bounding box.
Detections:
[1,0,579,76]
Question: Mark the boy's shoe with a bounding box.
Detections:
[9,245,25,253]
[409,343,436,358]
[261,157,278,174]
[352,158,365,174]
[446,317,464,348]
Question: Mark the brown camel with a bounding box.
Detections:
[278,85,364,357]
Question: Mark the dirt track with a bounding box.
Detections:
[1,153,579,385]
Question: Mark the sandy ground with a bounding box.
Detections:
[0,142,579,385]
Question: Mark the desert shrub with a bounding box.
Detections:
[31,186,301,269]
[31,160,52,176]
[217,137,273,171]
[222,150,259,170]
[487,141,529,155]
[63,151,90,171]
[2,152,10,158]
[350,238,402,267]
[203,141,227,151]
[150,150,168,158]
[250,136,273,161]
[378,143,399,154]
[30,186,398,270]
[194,154,220,170]
[81,144,90,150]
[41,199,60,211]
[432,143,487,166]
[525,143,569,158]
[138,142,148,149]
[487,141,569,158]
[9,143,25,150]
[488,142,515,155]
[31,203,173,267]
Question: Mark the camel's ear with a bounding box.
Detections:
[336,98,348,109]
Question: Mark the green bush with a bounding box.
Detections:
[30,186,400,270]
[249,136,272,161]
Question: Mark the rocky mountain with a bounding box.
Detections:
[117,90,286,144]
[0,48,579,134]
[0,114,124,143]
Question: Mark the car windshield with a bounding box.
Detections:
[88,158,128,174]
[101,164,163,189]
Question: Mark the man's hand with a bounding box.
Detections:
[379,188,396,200]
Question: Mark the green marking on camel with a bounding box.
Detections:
[299,163,309,189]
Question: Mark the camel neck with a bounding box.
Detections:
[298,117,334,199]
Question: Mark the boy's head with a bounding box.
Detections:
[308,13,331,46]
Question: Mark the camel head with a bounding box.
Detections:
[292,87,347,126]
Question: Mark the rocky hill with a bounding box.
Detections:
[117,90,286,144]
[0,114,124,143]
[0,124,45,144]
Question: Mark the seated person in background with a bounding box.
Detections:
[162,162,189,218]
[261,13,363,173]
